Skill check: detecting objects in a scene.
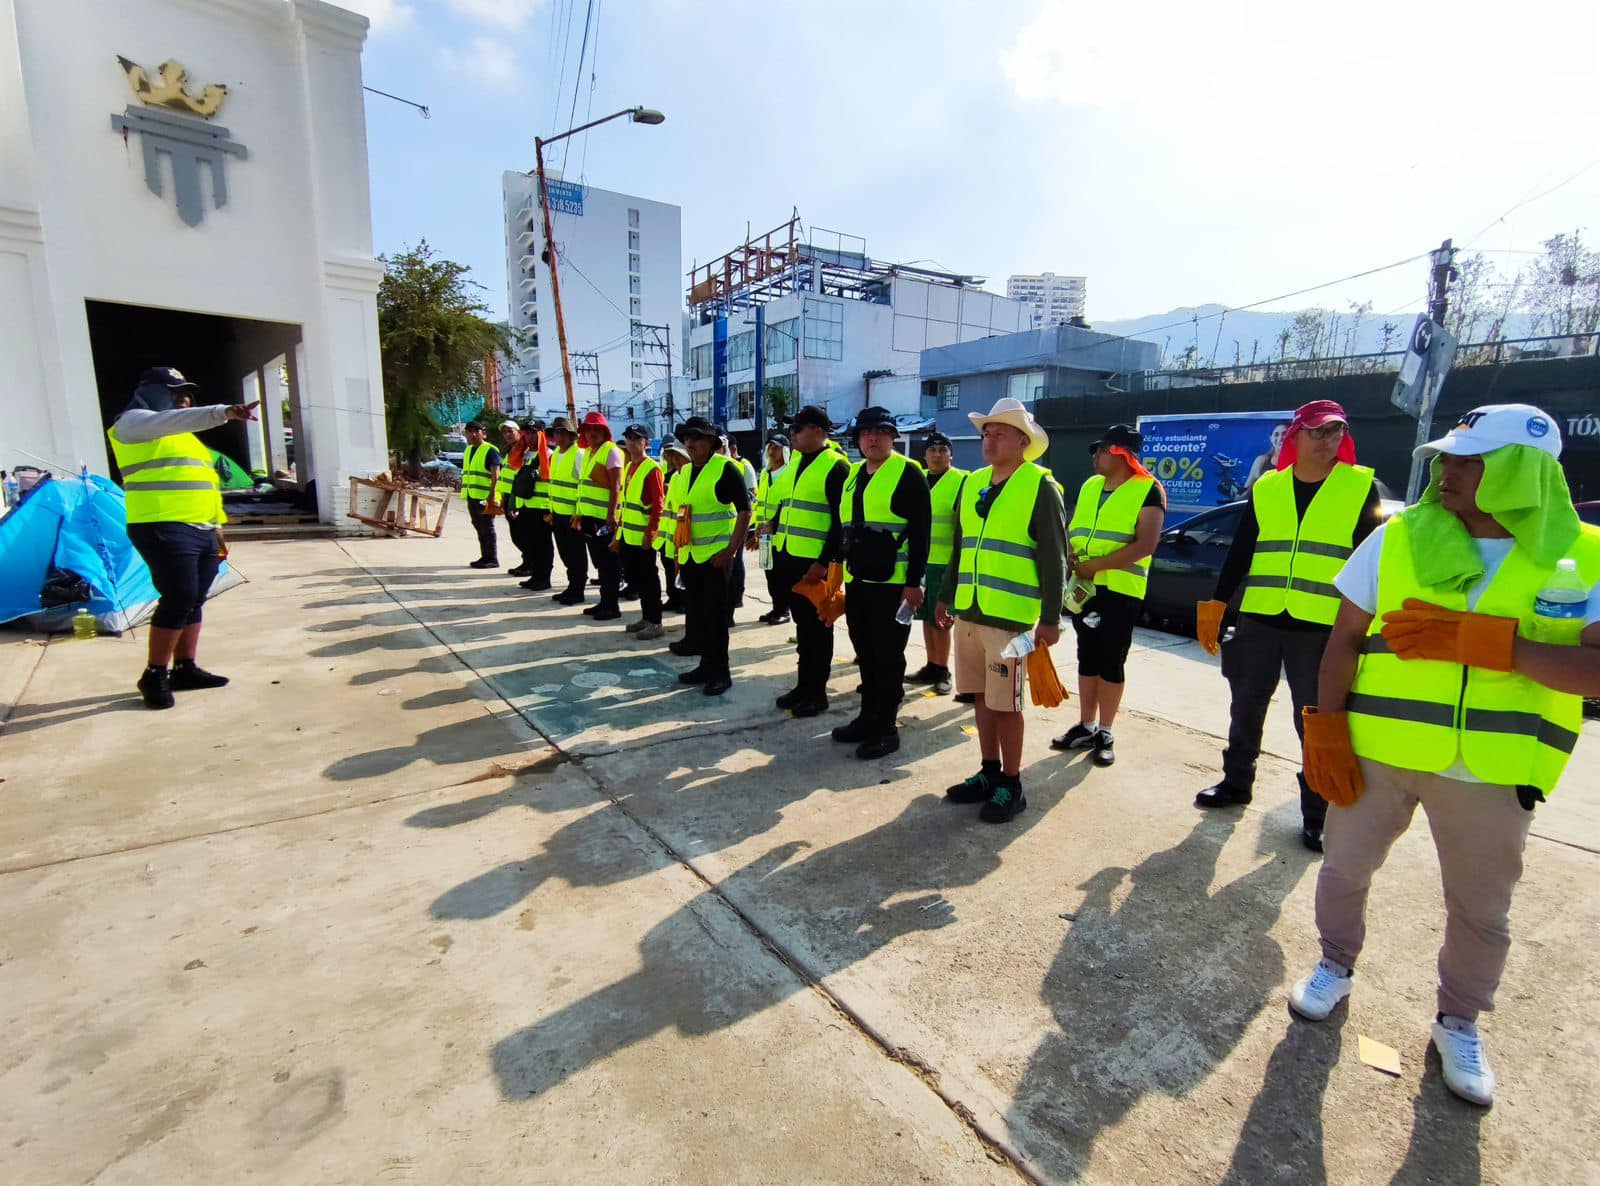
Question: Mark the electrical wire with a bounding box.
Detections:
[559,0,597,175]
[1463,156,1600,249]
[578,0,603,184]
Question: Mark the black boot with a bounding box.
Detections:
[137,666,175,710]
[168,660,229,691]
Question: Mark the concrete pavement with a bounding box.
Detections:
[3,529,1598,1185]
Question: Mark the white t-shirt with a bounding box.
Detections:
[1334,521,1600,781]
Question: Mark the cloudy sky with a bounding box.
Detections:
[347,0,1600,328]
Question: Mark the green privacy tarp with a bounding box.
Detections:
[209,447,258,490]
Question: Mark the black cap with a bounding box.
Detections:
[1089,423,1142,454]
[674,415,719,441]
[790,404,831,431]
[766,433,789,447]
[924,431,953,450]
[855,406,898,435]
[622,423,651,440]
[527,418,547,433]
[139,366,198,390]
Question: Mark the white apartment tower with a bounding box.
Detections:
[500,172,682,419]
[1006,272,1087,328]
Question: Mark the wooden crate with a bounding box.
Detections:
[346,476,451,538]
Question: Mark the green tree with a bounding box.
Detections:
[377,241,508,470]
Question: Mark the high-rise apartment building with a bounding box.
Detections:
[500,172,682,419]
[1006,272,1087,328]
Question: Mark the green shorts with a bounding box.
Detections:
[919,563,948,624]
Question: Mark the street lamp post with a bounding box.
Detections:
[533,106,665,422]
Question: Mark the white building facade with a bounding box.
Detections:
[687,261,1028,433]
[1,0,389,524]
[499,172,681,421]
[1007,272,1088,328]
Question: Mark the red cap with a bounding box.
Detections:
[1293,399,1349,429]
[1278,400,1356,470]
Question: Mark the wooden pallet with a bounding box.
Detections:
[346,476,450,538]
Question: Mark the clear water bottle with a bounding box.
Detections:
[72,608,97,640]
[758,534,774,572]
[1000,630,1036,660]
[2,473,17,508]
[1531,558,1588,646]
[895,598,915,626]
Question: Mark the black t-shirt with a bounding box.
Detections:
[845,460,932,584]
[1214,473,1384,632]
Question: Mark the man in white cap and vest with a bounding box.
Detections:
[107,367,258,708]
[1288,403,1600,1107]
[936,398,1066,823]
[1193,399,1383,853]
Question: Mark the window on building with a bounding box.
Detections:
[940,381,961,409]
[1006,370,1046,402]
[628,208,640,228]
[629,275,641,295]
[691,342,713,380]
[693,388,712,416]
[727,330,755,373]
[766,317,798,364]
[628,231,640,250]
[766,373,798,415]
[629,252,641,273]
[733,381,756,420]
[803,298,844,361]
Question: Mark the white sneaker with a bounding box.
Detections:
[1432,1016,1496,1106]
[1289,959,1353,1020]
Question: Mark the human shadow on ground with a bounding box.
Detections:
[488,756,1093,1101]
[1219,1015,1345,1185]
[1003,809,1315,1182]
[1388,1047,1484,1186]
[0,692,146,737]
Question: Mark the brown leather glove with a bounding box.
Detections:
[1301,708,1364,807]
[1196,600,1226,655]
[1380,598,1517,672]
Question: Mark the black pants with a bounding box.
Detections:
[845,581,910,735]
[509,510,554,584]
[620,541,662,623]
[553,517,588,593]
[581,518,621,608]
[1070,589,1142,682]
[774,550,832,698]
[763,562,789,618]
[728,547,746,607]
[467,499,498,563]
[680,559,731,680]
[127,522,222,629]
[1220,614,1328,828]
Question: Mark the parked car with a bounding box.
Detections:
[1577,501,1600,527]
[437,434,467,468]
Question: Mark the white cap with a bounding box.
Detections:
[500,419,520,431]
[1415,403,1561,461]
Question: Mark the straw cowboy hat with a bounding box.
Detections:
[969,397,1049,462]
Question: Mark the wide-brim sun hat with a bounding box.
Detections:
[969,397,1048,462]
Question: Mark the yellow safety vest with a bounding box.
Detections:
[754,466,781,528]
[577,440,623,520]
[1348,514,1600,795]
[515,457,550,511]
[107,424,225,525]
[461,442,496,502]
[953,462,1047,624]
[1241,463,1375,625]
[546,444,584,517]
[619,457,662,547]
[659,465,688,557]
[927,467,969,567]
[1068,475,1155,599]
[494,454,520,505]
[771,449,843,561]
[841,452,912,585]
[680,454,739,563]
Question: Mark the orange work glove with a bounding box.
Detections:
[1301,708,1364,807]
[1027,645,1069,707]
[792,572,829,615]
[1380,598,1518,672]
[1196,600,1226,655]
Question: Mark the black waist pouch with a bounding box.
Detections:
[846,526,902,583]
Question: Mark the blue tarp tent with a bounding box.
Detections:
[0,474,239,634]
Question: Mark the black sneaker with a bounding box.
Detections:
[519,578,552,591]
[590,605,621,622]
[703,677,733,697]
[906,663,942,685]
[507,564,530,576]
[932,672,953,694]
[1050,723,1097,751]
[469,558,498,569]
[1301,826,1325,854]
[945,769,994,803]
[553,589,585,605]
[668,640,701,657]
[168,661,229,691]
[789,696,829,718]
[831,718,871,744]
[775,687,805,710]
[1092,729,1115,767]
[979,781,1027,823]
[952,691,976,704]
[678,668,710,685]
[1194,782,1253,809]
[856,732,900,760]
[137,666,175,710]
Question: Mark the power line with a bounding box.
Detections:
[578,0,603,184]
[560,0,597,175]
[1463,156,1600,249]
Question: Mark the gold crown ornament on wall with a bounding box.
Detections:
[116,56,227,119]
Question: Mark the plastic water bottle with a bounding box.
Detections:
[1000,630,1036,660]
[895,599,915,626]
[2,473,17,508]
[1532,558,1588,646]
[758,534,774,572]
[72,609,97,640]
